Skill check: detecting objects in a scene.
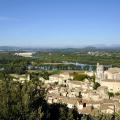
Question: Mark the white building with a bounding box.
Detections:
[104,68,120,80]
[10,74,30,83]
[96,63,120,92]
[15,52,33,57]
[96,63,104,82]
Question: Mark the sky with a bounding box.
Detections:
[0,0,120,48]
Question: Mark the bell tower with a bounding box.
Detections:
[96,63,104,83]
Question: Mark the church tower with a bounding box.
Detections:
[96,63,104,83]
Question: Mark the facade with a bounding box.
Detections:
[104,68,120,80]
[10,74,31,83]
[85,71,94,77]
[96,63,120,92]
[46,75,120,115]
[100,80,120,92]
[49,74,64,84]
[48,72,73,85]
[15,52,33,57]
[96,63,104,82]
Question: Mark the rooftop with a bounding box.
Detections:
[70,81,82,85]
[102,79,120,82]
[49,74,64,78]
[107,67,120,74]
[79,106,99,115]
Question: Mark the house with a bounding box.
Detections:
[96,63,120,81]
[10,74,30,83]
[15,52,33,57]
[47,92,83,110]
[78,106,99,115]
[97,86,108,99]
[68,81,82,89]
[68,80,93,91]
[96,63,120,92]
[100,80,120,92]
[48,72,73,85]
[81,90,101,101]
[100,99,120,114]
[104,68,120,80]
[85,71,94,77]
[59,72,73,80]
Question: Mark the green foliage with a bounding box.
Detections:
[92,114,114,120]
[30,71,51,80]
[108,92,114,99]
[90,74,96,83]
[0,75,120,119]
[0,75,46,120]
[40,71,50,80]
[73,72,88,81]
[0,72,5,79]
[33,51,120,67]
[0,74,81,120]
[115,92,120,96]
[93,82,100,90]
[0,52,30,74]
[49,104,76,120]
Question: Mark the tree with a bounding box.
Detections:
[0,74,46,120]
[73,73,88,81]
[93,82,100,90]
[66,110,74,120]
[108,92,114,99]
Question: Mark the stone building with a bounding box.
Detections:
[96,63,104,83]
[96,63,120,92]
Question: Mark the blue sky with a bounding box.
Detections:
[0,0,120,47]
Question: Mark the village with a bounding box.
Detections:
[10,63,120,116]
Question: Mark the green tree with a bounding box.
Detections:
[93,82,100,90]
[108,92,114,99]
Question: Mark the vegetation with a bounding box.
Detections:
[1,74,120,120]
[93,82,101,90]
[108,92,114,99]
[1,50,120,119]
[1,49,120,75]
[33,50,120,67]
[72,72,95,82]
[72,72,88,81]
[115,92,120,96]
[0,52,30,74]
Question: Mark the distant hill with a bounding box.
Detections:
[0,46,37,51]
[0,46,20,51]
[0,45,120,52]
